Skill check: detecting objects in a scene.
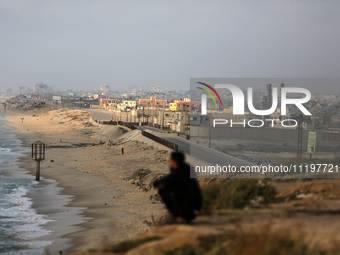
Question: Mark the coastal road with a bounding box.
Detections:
[135,123,252,168]
[136,125,166,133]
[86,109,252,167]
[84,109,113,121]
[152,133,253,168]
[135,124,252,168]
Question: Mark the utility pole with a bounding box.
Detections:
[209,114,212,148]
[161,93,165,129]
[297,115,303,158]
[310,101,316,160]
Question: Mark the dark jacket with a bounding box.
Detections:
[154,163,202,211]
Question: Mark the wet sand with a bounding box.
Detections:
[3,107,170,254]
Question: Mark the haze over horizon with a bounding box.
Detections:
[1,1,340,94]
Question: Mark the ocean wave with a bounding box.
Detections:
[1,186,52,223]
[0,147,24,161]
[0,147,12,152]
[0,184,53,243]
[0,118,54,253]
[0,147,16,159]
[13,224,52,240]
[0,240,53,255]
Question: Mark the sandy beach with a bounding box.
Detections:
[2,107,171,254]
[4,106,340,255]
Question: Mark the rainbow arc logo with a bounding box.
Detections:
[196,82,222,115]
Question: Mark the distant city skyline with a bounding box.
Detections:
[1,1,340,94]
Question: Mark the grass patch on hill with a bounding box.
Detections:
[102,236,162,253]
[202,179,276,213]
[164,226,340,255]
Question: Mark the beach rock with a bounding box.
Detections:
[154,194,161,202]
[142,186,149,192]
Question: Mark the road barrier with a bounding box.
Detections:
[323,131,340,142]
[141,130,178,151]
[117,121,137,130]
[98,120,148,130]
[98,120,117,125]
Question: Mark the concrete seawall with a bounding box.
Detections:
[191,126,324,142]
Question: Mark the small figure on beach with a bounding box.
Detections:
[122,147,124,154]
[153,151,202,224]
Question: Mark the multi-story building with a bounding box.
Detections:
[32,83,53,94]
[168,111,190,133]
[100,99,118,110]
[138,96,167,106]
[100,85,111,94]
[122,100,137,108]
[155,110,189,133]
[93,93,101,99]
[151,86,160,93]
[169,101,191,112]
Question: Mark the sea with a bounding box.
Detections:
[0,114,53,254]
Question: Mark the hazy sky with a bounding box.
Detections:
[1,1,340,93]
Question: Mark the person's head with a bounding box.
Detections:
[168,151,185,169]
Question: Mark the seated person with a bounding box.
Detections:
[154,152,202,224]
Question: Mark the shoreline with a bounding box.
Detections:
[1,110,92,254]
[19,157,92,254]
[2,107,169,254]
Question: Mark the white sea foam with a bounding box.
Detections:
[2,244,52,255]
[0,147,21,159]
[0,185,53,242]
[0,118,54,253]
[14,224,53,240]
[1,186,52,220]
[0,147,12,152]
